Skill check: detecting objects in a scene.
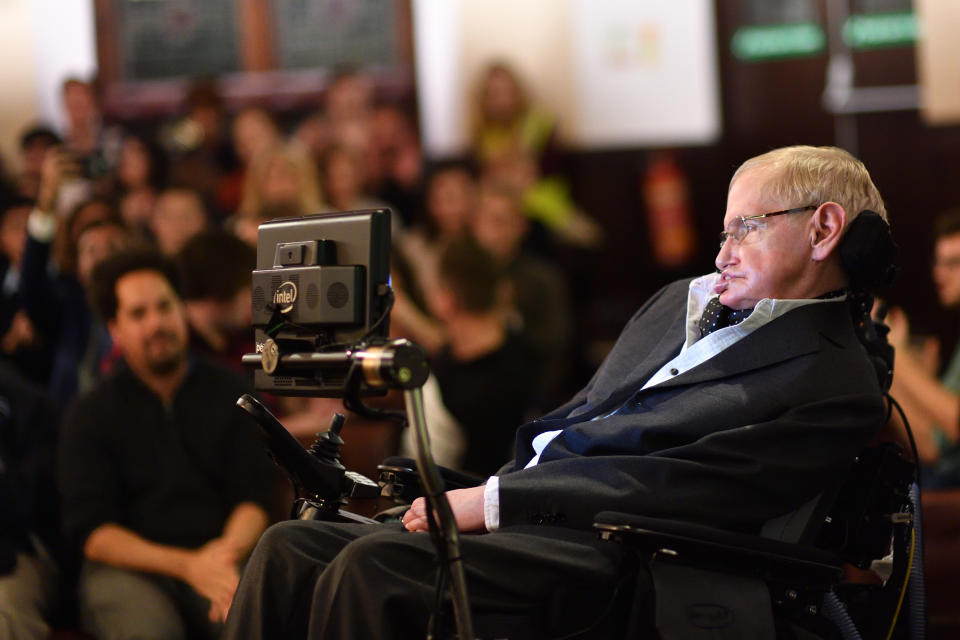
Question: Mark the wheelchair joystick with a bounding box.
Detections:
[235,396,380,522]
[307,413,347,470]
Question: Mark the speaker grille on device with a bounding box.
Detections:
[306,284,319,309]
[252,286,265,312]
[327,282,349,308]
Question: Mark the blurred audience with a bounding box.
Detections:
[61,78,104,163]
[366,101,424,227]
[471,181,574,409]
[231,107,282,181]
[318,144,391,215]
[150,187,209,256]
[0,197,50,386]
[175,230,256,373]
[232,144,322,246]
[888,209,960,486]
[21,149,129,404]
[472,63,602,249]
[58,249,273,638]
[59,78,121,207]
[238,144,321,218]
[0,63,609,634]
[0,363,61,640]
[472,62,559,176]
[322,68,376,155]
[15,126,61,201]
[114,133,165,233]
[162,77,238,218]
[392,162,478,352]
[402,237,533,476]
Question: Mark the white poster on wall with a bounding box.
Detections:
[567,0,721,147]
[413,0,721,156]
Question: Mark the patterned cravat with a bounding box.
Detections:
[698,297,754,337]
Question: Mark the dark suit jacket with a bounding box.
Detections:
[496,278,886,532]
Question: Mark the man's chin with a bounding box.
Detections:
[147,354,186,377]
[718,291,754,311]
[718,291,737,308]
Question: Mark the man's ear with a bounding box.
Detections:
[810,202,847,261]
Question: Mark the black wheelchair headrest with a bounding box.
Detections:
[839,210,899,293]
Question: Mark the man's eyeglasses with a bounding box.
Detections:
[718,205,818,248]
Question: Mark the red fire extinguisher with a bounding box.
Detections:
[642,150,697,268]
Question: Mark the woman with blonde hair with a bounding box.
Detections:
[231,144,323,245]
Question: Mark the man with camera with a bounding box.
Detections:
[58,249,275,640]
[223,146,892,639]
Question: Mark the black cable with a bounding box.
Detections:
[886,394,921,492]
[262,288,394,354]
[363,288,394,341]
[312,289,396,354]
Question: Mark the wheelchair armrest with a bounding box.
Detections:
[593,511,843,587]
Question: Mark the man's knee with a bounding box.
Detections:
[0,551,57,640]
[79,562,186,640]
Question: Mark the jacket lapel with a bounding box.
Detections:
[580,302,688,416]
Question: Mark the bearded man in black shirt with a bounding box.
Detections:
[58,249,275,640]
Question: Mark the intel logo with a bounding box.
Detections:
[273,281,298,313]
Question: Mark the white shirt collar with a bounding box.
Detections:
[683,272,846,351]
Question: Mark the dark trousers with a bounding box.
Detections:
[223,520,635,639]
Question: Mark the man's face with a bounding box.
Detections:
[22,140,54,177]
[151,191,206,255]
[714,168,814,309]
[63,83,97,128]
[427,170,474,236]
[109,270,189,377]
[933,233,960,308]
[471,191,527,262]
[213,287,252,333]
[77,225,127,288]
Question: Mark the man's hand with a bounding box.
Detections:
[402,485,487,534]
[2,312,38,353]
[36,147,75,212]
[884,306,909,351]
[182,538,241,623]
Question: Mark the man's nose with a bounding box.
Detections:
[715,240,735,271]
[145,306,171,330]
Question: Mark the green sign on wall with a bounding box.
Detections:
[843,12,917,49]
[732,11,916,63]
[731,22,826,62]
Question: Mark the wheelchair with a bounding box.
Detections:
[239,382,923,640]
[375,441,922,640]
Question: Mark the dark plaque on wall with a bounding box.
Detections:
[95,0,414,118]
[117,0,241,80]
[731,0,825,62]
[853,0,912,12]
[740,0,818,26]
[273,0,398,70]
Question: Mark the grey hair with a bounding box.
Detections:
[730,146,887,225]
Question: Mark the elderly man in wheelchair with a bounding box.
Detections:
[222,146,915,639]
